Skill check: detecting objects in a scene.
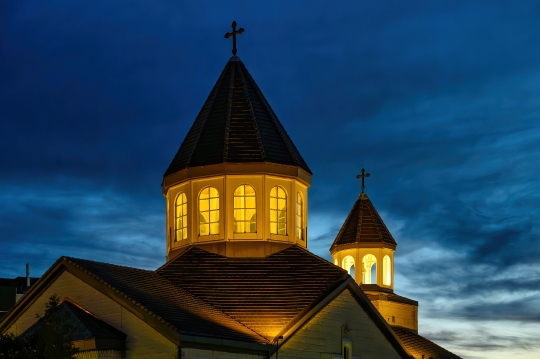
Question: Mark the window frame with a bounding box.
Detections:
[269,186,287,235]
[199,186,220,236]
[233,184,257,234]
[175,192,188,241]
[383,255,392,286]
[295,192,304,240]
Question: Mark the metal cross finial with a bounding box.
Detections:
[356,168,371,193]
[224,21,244,56]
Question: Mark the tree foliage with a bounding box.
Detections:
[0,294,79,359]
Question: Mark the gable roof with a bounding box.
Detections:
[63,257,267,344]
[0,256,268,347]
[164,56,311,177]
[331,192,397,252]
[392,326,462,359]
[157,245,348,341]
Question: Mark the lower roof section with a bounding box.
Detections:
[168,241,294,260]
[391,326,462,359]
[158,245,348,341]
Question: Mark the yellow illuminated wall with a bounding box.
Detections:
[332,247,395,290]
[164,173,309,258]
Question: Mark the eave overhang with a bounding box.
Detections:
[0,258,272,355]
[162,161,312,195]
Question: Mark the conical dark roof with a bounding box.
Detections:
[330,193,397,252]
[164,56,311,177]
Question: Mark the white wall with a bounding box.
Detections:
[276,290,402,359]
[7,271,178,359]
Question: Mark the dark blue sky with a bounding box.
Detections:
[2,1,540,358]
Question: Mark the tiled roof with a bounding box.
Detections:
[157,245,348,340]
[64,257,267,344]
[391,326,462,359]
[164,56,311,177]
[331,192,397,251]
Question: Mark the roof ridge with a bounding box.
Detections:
[186,65,226,168]
[330,195,361,250]
[222,60,235,162]
[63,256,154,272]
[236,60,266,160]
[240,62,299,168]
[365,196,396,243]
[275,245,348,272]
[356,194,364,242]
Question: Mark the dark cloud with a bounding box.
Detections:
[2,1,540,357]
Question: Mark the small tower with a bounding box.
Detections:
[330,170,419,330]
[162,22,312,260]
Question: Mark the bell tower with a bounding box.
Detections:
[330,169,419,330]
[162,22,312,260]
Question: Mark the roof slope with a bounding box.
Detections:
[157,245,348,340]
[64,257,267,344]
[164,56,311,176]
[331,192,397,251]
[392,326,462,359]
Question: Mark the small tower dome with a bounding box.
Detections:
[330,170,419,330]
[330,191,397,290]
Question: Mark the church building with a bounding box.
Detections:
[0,23,461,359]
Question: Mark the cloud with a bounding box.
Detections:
[0,184,165,278]
[2,1,540,358]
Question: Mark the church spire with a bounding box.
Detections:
[162,24,311,261]
[330,172,396,291]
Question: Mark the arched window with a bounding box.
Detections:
[199,187,219,236]
[234,185,256,233]
[270,186,287,235]
[334,258,338,266]
[342,339,352,359]
[362,254,377,284]
[175,193,188,240]
[383,255,392,285]
[296,192,304,240]
[342,256,355,277]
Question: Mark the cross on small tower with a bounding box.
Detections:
[224,21,244,56]
[356,168,371,193]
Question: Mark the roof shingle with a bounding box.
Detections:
[157,245,348,340]
[164,56,311,177]
[391,326,462,359]
[331,192,397,251]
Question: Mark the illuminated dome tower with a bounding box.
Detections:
[162,23,311,260]
[330,169,419,330]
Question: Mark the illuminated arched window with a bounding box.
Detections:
[199,187,219,236]
[334,258,338,266]
[270,186,287,235]
[342,256,355,277]
[234,185,256,233]
[383,255,392,285]
[175,193,188,240]
[362,254,377,284]
[296,192,304,240]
